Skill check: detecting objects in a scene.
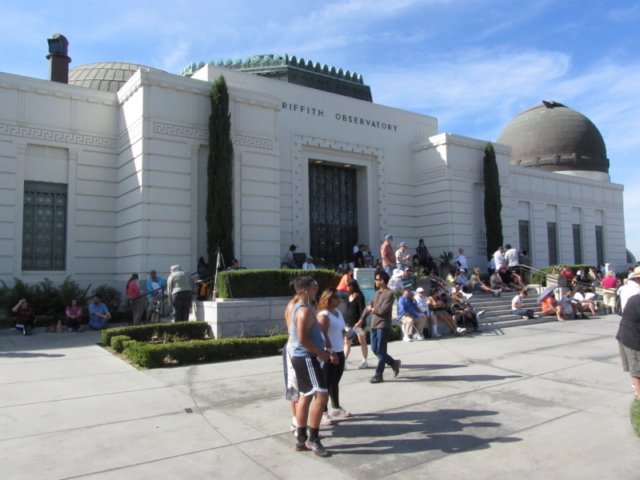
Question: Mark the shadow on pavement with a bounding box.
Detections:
[0,351,66,358]
[327,408,521,455]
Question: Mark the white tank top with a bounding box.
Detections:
[318,309,345,353]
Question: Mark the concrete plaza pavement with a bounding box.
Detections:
[0,315,638,479]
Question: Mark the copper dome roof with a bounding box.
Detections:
[497,101,609,173]
[69,62,163,93]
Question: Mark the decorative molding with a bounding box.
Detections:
[232,134,273,150]
[151,120,273,150]
[0,122,115,149]
[152,121,207,141]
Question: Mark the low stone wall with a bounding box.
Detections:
[195,297,290,338]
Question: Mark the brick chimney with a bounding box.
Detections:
[46,33,71,83]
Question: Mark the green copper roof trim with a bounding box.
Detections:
[180,54,365,85]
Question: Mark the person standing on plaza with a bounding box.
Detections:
[167,264,192,322]
[344,279,369,369]
[317,289,350,424]
[360,271,401,383]
[615,269,640,411]
[455,247,468,270]
[125,273,146,325]
[380,234,396,277]
[146,270,166,299]
[416,238,433,270]
[289,276,336,457]
[395,241,412,270]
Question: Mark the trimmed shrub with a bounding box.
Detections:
[101,321,210,345]
[215,268,340,298]
[529,264,599,286]
[632,398,640,438]
[124,334,288,368]
[110,335,132,353]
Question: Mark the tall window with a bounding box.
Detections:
[547,222,558,265]
[595,225,604,267]
[572,224,583,264]
[22,181,67,270]
[518,220,531,256]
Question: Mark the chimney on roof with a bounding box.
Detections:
[46,33,71,83]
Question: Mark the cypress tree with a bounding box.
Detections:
[483,142,503,258]
[207,76,234,268]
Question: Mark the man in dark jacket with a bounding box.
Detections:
[616,270,640,401]
[361,271,401,383]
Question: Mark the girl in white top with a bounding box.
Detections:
[317,289,350,424]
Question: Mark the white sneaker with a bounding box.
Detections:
[358,359,369,369]
[402,335,412,342]
[494,289,501,297]
[456,327,467,335]
[477,310,486,318]
[330,408,351,418]
[415,334,425,340]
[321,412,334,426]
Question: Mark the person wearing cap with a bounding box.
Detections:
[167,264,192,322]
[400,266,416,291]
[615,268,640,405]
[620,267,640,312]
[397,287,427,341]
[302,257,316,270]
[380,235,396,277]
[470,267,501,296]
[395,242,412,270]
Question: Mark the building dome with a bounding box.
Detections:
[69,62,163,93]
[497,101,609,174]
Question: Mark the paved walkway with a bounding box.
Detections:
[1,315,638,479]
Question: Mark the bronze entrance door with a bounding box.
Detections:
[309,163,358,266]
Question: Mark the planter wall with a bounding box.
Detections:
[195,297,290,338]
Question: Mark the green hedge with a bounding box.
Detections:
[632,398,640,438]
[529,264,597,286]
[107,322,402,369]
[124,334,289,368]
[110,335,131,353]
[215,269,340,298]
[101,321,209,345]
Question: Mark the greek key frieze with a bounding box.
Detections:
[0,122,115,149]
[231,134,273,150]
[152,121,207,140]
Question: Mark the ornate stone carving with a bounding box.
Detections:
[0,122,115,149]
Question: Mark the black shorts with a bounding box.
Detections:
[291,355,328,396]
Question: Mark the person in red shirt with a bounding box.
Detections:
[126,273,146,325]
[601,271,620,314]
[380,234,396,277]
[336,267,353,300]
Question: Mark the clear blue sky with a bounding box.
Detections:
[2,0,639,261]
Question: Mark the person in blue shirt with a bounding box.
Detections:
[397,287,427,342]
[88,296,111,330]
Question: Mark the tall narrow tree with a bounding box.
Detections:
[207,76,234,268]
[483,142,503,258]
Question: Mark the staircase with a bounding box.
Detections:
[470,286,553,330]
